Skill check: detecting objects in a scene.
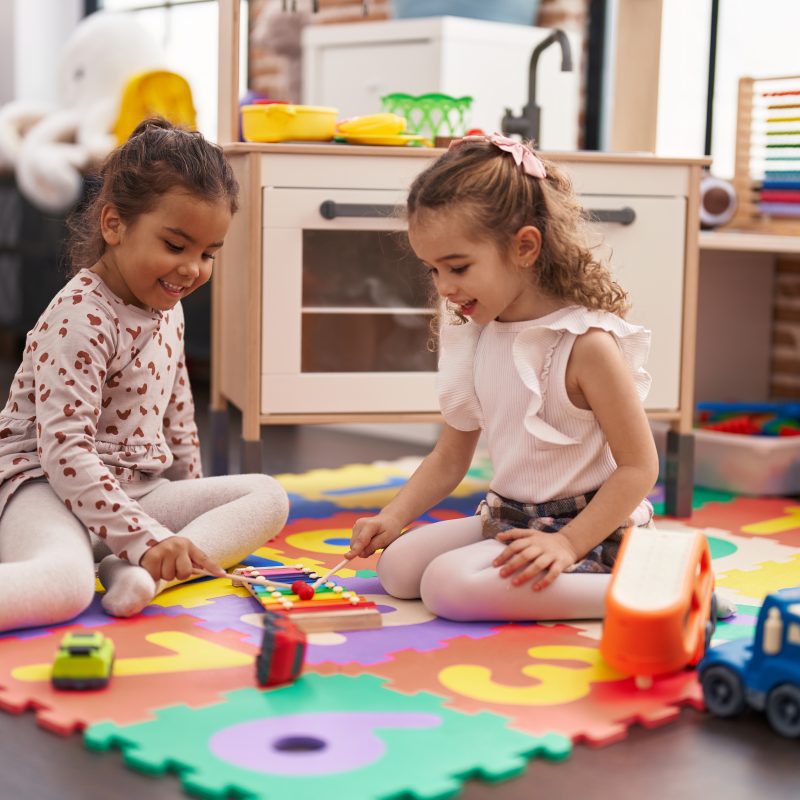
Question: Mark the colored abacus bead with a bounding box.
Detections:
[292,580,315,600]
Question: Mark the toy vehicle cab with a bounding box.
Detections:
[601,525,715,688]
[699,587,800,737]
[51,631,115,690]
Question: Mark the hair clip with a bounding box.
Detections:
[449,132,546,179]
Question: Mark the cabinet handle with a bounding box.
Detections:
[319,200,397,220]
[584,207,636,225]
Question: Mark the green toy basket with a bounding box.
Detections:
[380,92,473,141]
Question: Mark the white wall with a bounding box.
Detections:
[8,0,83,105]
[0,2,14,105]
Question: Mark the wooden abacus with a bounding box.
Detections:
[728,74,800,234]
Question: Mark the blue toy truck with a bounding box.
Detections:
[698,587,800,737]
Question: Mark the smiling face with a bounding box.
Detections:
[93,188,232,311]
[408,208,546,324]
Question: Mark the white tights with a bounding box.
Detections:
[0,474,288,632]
[377,515,611,622]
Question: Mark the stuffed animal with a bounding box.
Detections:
[0,11,193,214]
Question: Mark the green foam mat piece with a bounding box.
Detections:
[85,673,570,800]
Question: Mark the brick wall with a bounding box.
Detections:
[538,0,590,149]
[248,0,390,102]
[771,258,800,399]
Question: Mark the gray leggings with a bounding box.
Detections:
[0,474,288,632]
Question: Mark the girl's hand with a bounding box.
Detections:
[347,514,404,559]
[140,536,224,582]
[493,529,578,591]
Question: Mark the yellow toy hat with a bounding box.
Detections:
[113,69,197,144]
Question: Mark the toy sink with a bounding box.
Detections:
[241,103,338,143]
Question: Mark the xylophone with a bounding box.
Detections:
[232,564,382,633]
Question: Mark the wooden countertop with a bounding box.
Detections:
[223,141,711,167]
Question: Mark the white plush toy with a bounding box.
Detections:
[0,11,165,213]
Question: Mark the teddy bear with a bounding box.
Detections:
[0,11,168,214]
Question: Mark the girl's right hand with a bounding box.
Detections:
[347,514,403,559]
[140,536,224,582]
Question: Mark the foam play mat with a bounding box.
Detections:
[1,455,799,800]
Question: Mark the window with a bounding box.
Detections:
[708,0,800,177]
[789,622,800,646]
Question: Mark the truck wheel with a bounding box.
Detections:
[765,684,800,738]
[701,666,746,717]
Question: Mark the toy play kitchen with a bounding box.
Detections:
[215,1,708,519]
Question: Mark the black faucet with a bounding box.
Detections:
[502,29,573,145]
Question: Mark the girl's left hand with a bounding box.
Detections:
[493,529,578,591]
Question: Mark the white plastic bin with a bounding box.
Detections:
[694,429,800,496]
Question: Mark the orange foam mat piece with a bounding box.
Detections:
[312,623,703,747]
[0,615,258,736]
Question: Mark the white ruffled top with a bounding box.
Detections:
[436,305,652,503]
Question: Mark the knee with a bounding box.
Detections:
[62,579,97,621]
[376,543,420,600]
[45,567,96,623]
[242,473,290,535]
[419,554,470,620]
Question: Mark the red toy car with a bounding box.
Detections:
[256,612,306,687]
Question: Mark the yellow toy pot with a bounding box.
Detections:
[241,103,338,143]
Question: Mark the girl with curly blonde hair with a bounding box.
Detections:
[347,134,659,622]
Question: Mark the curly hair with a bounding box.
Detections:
[406,138,629,323]
[66,118,239,274]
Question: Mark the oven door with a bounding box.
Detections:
[261,187,439,415]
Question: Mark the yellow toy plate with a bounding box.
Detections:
[339,133,431,147]
[336,113,406,137]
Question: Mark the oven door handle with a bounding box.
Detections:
[583,206,636,225]
[319,200,397,220]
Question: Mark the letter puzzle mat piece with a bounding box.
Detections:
[318,623,705,747]
[142,574,504,665]
[687,495,800,548]
[0,615,259,735]
[232,564,382,632]
[303,575,503,666]
[84,673,571,800]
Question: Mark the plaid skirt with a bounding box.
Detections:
[477,489,654,574]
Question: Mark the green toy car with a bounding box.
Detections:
[51,631,115,690]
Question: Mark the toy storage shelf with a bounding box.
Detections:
[700,230,800,255]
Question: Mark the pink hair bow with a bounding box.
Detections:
[450,132,546,179]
